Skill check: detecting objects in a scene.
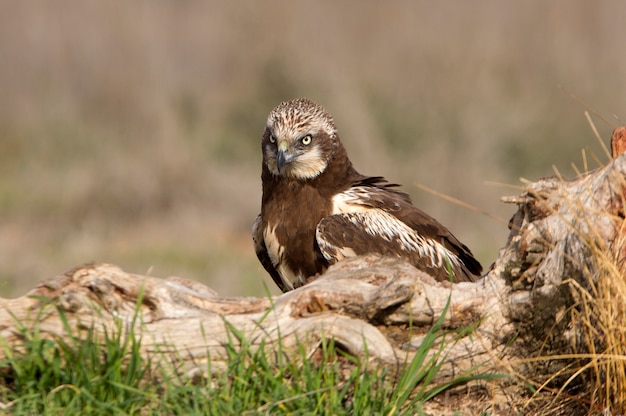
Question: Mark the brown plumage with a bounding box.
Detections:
[252,98,482,292]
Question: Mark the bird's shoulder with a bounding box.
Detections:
[333,176,454,239]
[332,175,412,211]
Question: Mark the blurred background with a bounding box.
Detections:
[0,1,624,298]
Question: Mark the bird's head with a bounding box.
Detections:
[262,98,339,180]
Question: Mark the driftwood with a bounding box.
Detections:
[2,129,626,413]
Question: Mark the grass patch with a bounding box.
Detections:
[0,298,151,414]
[0,293,497,415]
[566,226,626,413]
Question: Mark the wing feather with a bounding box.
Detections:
[322,180,483,282]
[316,211,466,282]
[252,214,290,292]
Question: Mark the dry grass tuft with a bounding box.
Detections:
[503,156,626,415]
[547,185,626,414]
[572,223,626,413]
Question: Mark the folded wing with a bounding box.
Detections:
[317,179,482,282]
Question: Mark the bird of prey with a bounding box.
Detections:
[252,98,482,292]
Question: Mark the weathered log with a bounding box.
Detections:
[1,149,625,413]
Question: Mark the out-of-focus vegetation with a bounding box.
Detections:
[0,1,624,297]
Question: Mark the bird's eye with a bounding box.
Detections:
[269,134,276,144]
[301,134,312,145]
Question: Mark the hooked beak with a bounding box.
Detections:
[276,140,295,174]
